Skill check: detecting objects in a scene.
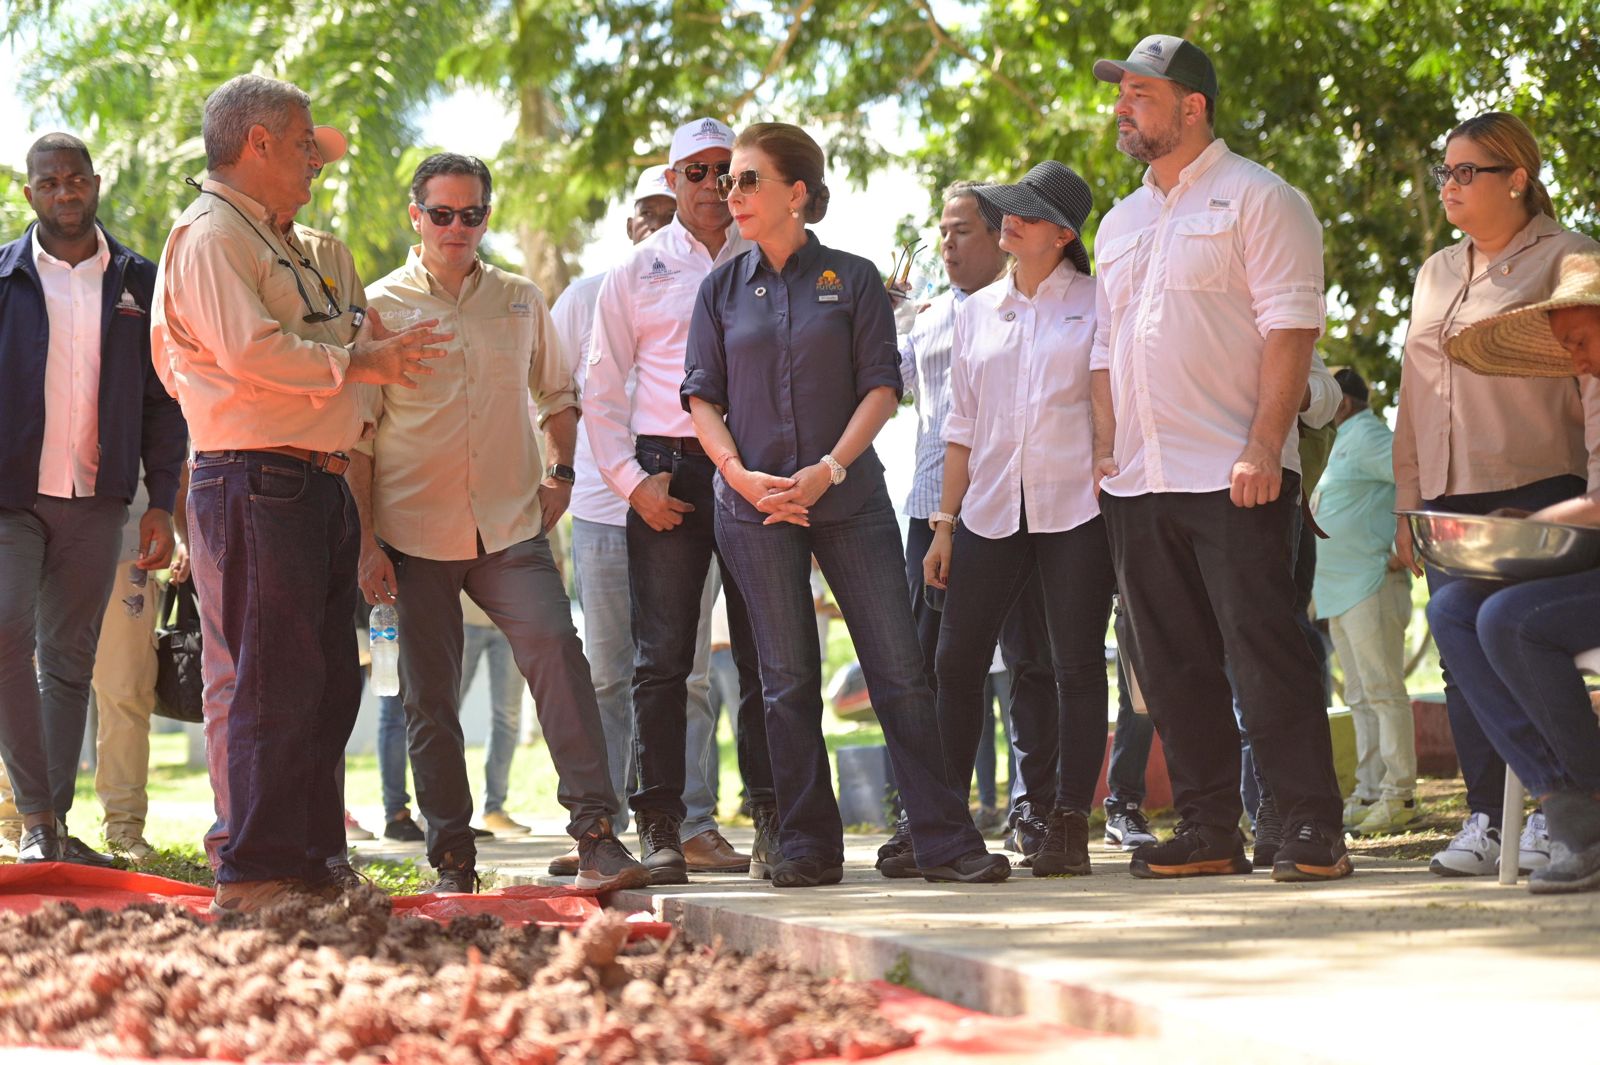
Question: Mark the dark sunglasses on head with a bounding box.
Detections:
[715,169,782,201]
[1429,162,1514,189]
[415,202,490,228]
[674,160,732,185]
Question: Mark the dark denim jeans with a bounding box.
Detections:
[1427,567,1600,799]
[626,438,773,820]
[187,451,362,884]
[934,515,1116,816]
[717,483,983,868]
[1423,474,1587,824]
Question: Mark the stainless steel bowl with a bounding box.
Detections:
[1401,510,1600,582]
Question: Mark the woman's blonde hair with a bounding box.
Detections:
[1446,112,1556,221]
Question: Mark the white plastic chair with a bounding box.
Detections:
[1500,647,1600,885]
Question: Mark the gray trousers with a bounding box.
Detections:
[0,495,127,818]
[389,533,615,868]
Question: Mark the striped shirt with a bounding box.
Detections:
[897,289,967,519]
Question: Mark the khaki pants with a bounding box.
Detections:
[1328,569,1416,802]
[93,559,160,836]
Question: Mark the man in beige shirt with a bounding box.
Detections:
[350,153,648,895]
[151,74,447,914]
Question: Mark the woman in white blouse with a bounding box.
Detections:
[923,162,1116,878]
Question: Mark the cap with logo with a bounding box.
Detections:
[313,125,348,165]
[669,116,735,166]
[969,161,1095,275]
[1093,34,1219,101]
[633,164,673,203]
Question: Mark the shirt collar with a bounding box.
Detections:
[665,216,743,264]
[401,244,482,300]
[31,223,110,271]
[1444,212,1565,277]
[741,229,823,285]
[200,177,277,229]
[1141,137,1231,196]
[1001,258,1078,305]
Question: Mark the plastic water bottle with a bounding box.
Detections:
[369,603,400,696]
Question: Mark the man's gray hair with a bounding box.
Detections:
[203,74,311,169]
[942,180,1000,233]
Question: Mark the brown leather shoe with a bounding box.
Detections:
[547,844,580,876]
[209,878,305,916]
[682,828,751,873]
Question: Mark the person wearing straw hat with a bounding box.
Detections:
[1088,33,1351,883]
[1425,250,1600,894]
[921,161,1116,878]
[1392,111,1600,880]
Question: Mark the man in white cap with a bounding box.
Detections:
[585,118,778,884]
[1088,35,1351,883]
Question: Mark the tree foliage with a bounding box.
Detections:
[8,0,1597,396]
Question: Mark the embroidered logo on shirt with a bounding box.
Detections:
[1063,314,1085,323]
[815,269,843,301]
[641,256,680,286]
[114,289,146,317]
[509,301,532,316]
[1208,197,1235,210]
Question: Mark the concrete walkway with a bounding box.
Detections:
[350,824,1600,1065]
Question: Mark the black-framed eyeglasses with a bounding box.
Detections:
[673,160,731,185]
[715,169,785,201]
[281,252,343,323]
[1430,162,1514,189]
[415,202,490,228]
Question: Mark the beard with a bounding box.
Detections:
[1116,103,1184,163]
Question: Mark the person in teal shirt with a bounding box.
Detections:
[1312,368,1417,836]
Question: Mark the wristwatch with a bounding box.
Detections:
[545,463,576,485]
[820,453,847,485]
[928,511,957,531]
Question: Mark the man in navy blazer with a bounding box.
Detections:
[0,133,187,865]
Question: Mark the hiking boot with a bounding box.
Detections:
[771,854,844,888]
[210,878,305,916]
[1511,811,1551,874]
[320,859,374,895]
[1032,809,1092,877]
[1103,800,1157,851]
[1272,823,1354,882]
[682,828,750,873]
[1430,813,1500,877]
[750,802,780,881]
[1342,794,1377,832]
[1252,794,1284,869]
[482,811,532,836]
[423,863,479,895]
[1129,822,1251,879]
[875,816,920,879]
[1352,797,1420,837]
[383,812,426,843]
[575,821,652,892]
[636,810,688,885]
[1529,838,1600,895]
[547,844,580,877]
[921,849,1011,884]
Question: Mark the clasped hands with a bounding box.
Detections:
[728,460,833,527]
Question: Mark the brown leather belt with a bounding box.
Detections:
[638,434,707,457]
[195,446,351,476]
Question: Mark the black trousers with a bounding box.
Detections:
[1101,476,1342,833]
[904,521,1057,815]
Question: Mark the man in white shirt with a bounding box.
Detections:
[584,117,777,884]
[554,165,749,877]
[1088,35,1350,882]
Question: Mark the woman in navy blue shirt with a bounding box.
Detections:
[682,122,1008,888]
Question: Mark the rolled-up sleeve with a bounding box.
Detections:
[681,275,729,411]
[942,302,976,449]
[1242,184,1326,338]
[527,292,579,426]
[585,265,648,501]
[1090,264,1113,372]
[1300,350,1340,429]
[849,272,904,400]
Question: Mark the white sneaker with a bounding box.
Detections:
[1507,811,1551,874]
[1343,795,1377,831]
[1430,812,1501,877]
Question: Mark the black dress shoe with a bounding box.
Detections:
[18,823,63,863]
[61,835,117,867]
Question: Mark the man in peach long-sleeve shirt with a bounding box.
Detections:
[151,74,447,914]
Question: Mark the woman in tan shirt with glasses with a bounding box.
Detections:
[1393,111,1600,880]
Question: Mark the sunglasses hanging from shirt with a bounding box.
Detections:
[186,177,343,323]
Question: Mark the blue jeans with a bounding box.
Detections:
[188,451,362,883]
[377,694,411,819]
[461,622,525,815]
[1427,569,1600,799]
[1423,474,1587,823]
[716,484,982,868]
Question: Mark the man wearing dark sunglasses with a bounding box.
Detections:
[151,74,452,915]
[350,152,649,896]
[585,117,780,885]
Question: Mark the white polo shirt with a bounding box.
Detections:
[35,226,110,498]
[1091,139,1326,497]
[944,261,1101,539]
[584,218,749,504]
